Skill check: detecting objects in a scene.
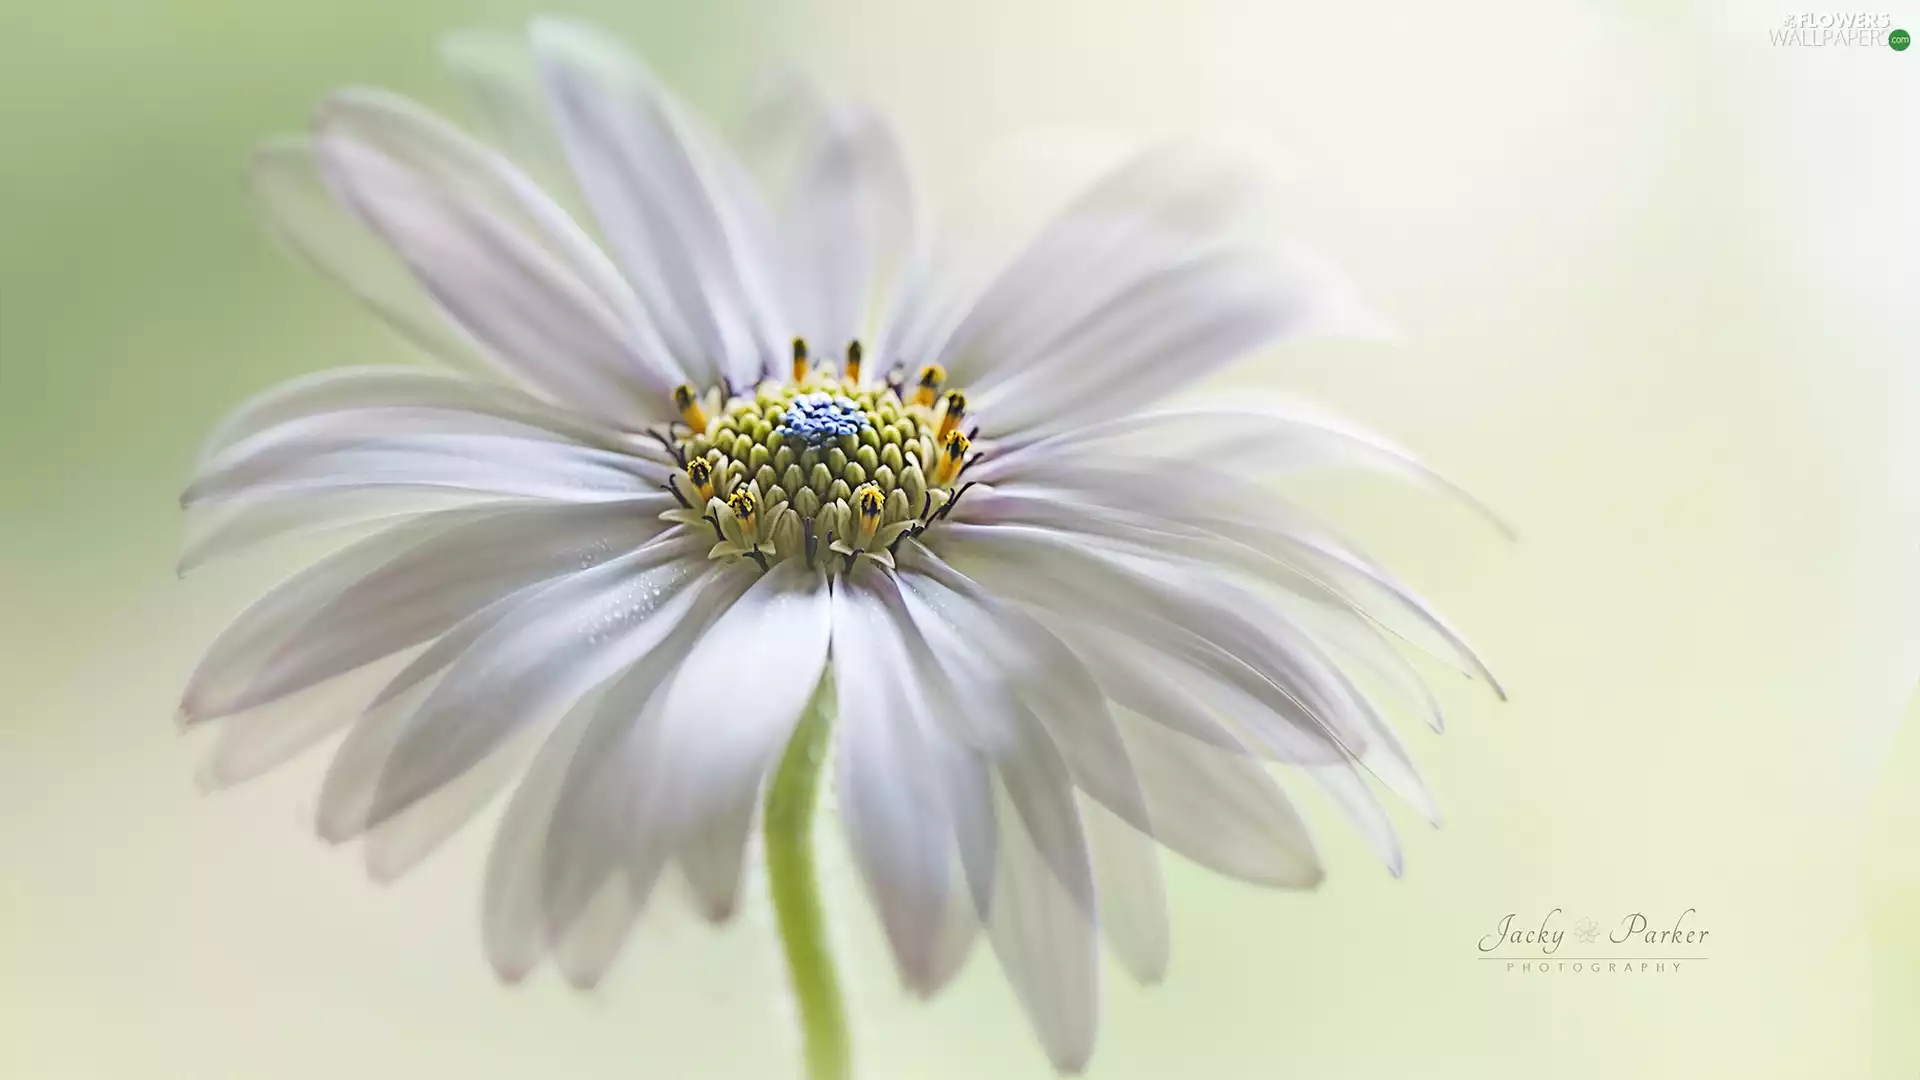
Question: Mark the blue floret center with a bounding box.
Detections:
[776,393,873,448]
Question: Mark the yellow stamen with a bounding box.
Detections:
[792,338,810,383]
[728,488,759,537]
[914,364,946,408]
[685,457,716,503]
[854,483,884,546]
[845,340,863,384]
[935,430,970,486]
[936,391,967,441]
[674,384,708,432]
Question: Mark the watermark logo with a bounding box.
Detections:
[1771,11,1905,46]
[1477,908,1711,975]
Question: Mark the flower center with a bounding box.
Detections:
[663,339,972,572]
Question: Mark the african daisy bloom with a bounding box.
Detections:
[178,17,1504,1079]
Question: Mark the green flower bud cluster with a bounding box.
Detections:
[666,378,964,570]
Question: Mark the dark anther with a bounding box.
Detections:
[933,481,977,522]
[649,428,685,465]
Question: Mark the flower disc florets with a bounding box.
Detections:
[664,340,973,572]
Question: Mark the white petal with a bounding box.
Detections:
[871,581,1003,934]
[912,536,1330,888]
[979,402,1512,541]
[181,508,476,722]
[500,703,637,978]
[194,366,635,467]
[1181,570,1443,831]
[648,560,832,872]
[780,109,918,361]
[916,526,1437,875]
[315,535,724,839]
[488,708,620,979]
[363,556,752,911]
[314,131,667,427]
[957,466,1500,697]
[1332,701,1440,832]
[1115,711,1323,888]
[1261,586,1448,735]
[970,250,1342,439]
[832,569,952,992]
[926,527,1371,762]
[184,433,671,509]
[530,18,779,389]
[923,146,1378,436]
[438,30,580,204]
[984,779,1100,1075]
[890,571,1096,915]
[485,603,719,981]
[318,88,686,403]
[196,413,669,503]
[1084,800,1168,985]
[179,490,482,574]
[362,724,531,883]
[368,576,553,712]
[1048,621,1318,760]
[729,68,830,206]
[540,683,675,965]
[927,146,1264,390]
[1303,762,1404,877]
[676,798,758,923]
[887,567,1106,1059]
[1203,500,1506,697]
[248,137,495,374]
[196,651,414,791]
[944,582,1152,835]
[942,507,1447,786]
[183,365,646,572]
[554,875,643,989]
[949,480,1362,625]
[181,503,664,721]
[924,864,984,992]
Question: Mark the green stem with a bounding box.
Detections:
[765,687,850,1080]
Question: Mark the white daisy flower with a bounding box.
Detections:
[180,18,1504,1078]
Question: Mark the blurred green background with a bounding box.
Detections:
[4,1,1918,1077]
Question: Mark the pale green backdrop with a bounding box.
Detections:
[4,1,1918,1078]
